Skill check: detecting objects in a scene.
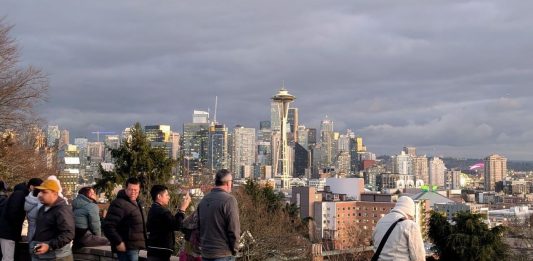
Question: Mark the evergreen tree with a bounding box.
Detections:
[428,211,509,261]
[95,122,175,201]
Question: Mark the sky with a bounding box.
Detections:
[3,1,533,160]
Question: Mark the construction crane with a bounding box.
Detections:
[91,131,116,142]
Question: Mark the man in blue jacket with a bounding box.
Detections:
[72,187,109,248]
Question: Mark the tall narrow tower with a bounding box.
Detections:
[272,88,295,189]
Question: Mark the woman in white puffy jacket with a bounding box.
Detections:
[372,196,426,261]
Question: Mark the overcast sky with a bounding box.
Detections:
[3,1,533,160]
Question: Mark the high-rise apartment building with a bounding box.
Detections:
[392,151,411,175]
[445,170,461,190]
[232,126,256,179]
[429,157,446,187]
[403,146,416,157]
[411,155,429,185]
[484,154,507,191]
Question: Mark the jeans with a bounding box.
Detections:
[117,250,139,261]
[0,238,15,261]
[202,257,236,261]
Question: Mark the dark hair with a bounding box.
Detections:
[27,178,43,189]
[125,177,140,188]
[78,187,94,197]
[215,169,232,186]
[150,185,168,202]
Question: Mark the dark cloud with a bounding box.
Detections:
[4,0,533,160]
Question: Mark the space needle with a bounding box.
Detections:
[272,87,295,189]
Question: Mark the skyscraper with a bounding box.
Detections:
[484,154,507,191]
[320,117,334,167]
[170,132,180,160]
[271,88,295,189]
[183,122,210,171]
[59,129,70,149]
[183,111,210,171]
[293,142,309,178]
[104,135,120,162]
[208,124,228,171]
[193,110,209,124]
[145,125,171,142]
[288,107,298,143]
[46,125,60,148]
[145,125,173,158]
[232,126,256,179]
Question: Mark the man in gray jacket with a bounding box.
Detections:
[197,169,240,261]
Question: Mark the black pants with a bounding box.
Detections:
[147,252,171,261]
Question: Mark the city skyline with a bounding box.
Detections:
[4,1,533,160]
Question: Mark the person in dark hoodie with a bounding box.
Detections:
[72,186,109,248]
[0,182,29,261]
[103,177,147,261]
[146,185,191,261]
[31,179,75,261]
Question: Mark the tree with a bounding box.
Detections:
[234,179,311,260]
[428,211,509,261]
[95,122,175,202]
[0,19,52,185]
[0,19,47,131]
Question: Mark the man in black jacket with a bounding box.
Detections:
[146,185,191,261]
[103,177,147,261]
[32,179,75,261]
[0,182,29,261]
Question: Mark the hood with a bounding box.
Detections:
[392,196,416,218]
[72,194,93,208]
[14,182,29,196]
[25,193,41,211]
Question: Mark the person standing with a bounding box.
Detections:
[197,169,240,261]
[72,187,109,247]
[146,185,191,261]
[0,182,29,261]
[24,178,44,244]
[31,179,75,261]
[371,196,425,261]
[103,177,147,261]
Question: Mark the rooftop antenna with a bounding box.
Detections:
[214,96,218,124]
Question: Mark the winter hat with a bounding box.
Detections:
[393,196,416,218]
[35,179,61,193]
[47,175,63,193]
